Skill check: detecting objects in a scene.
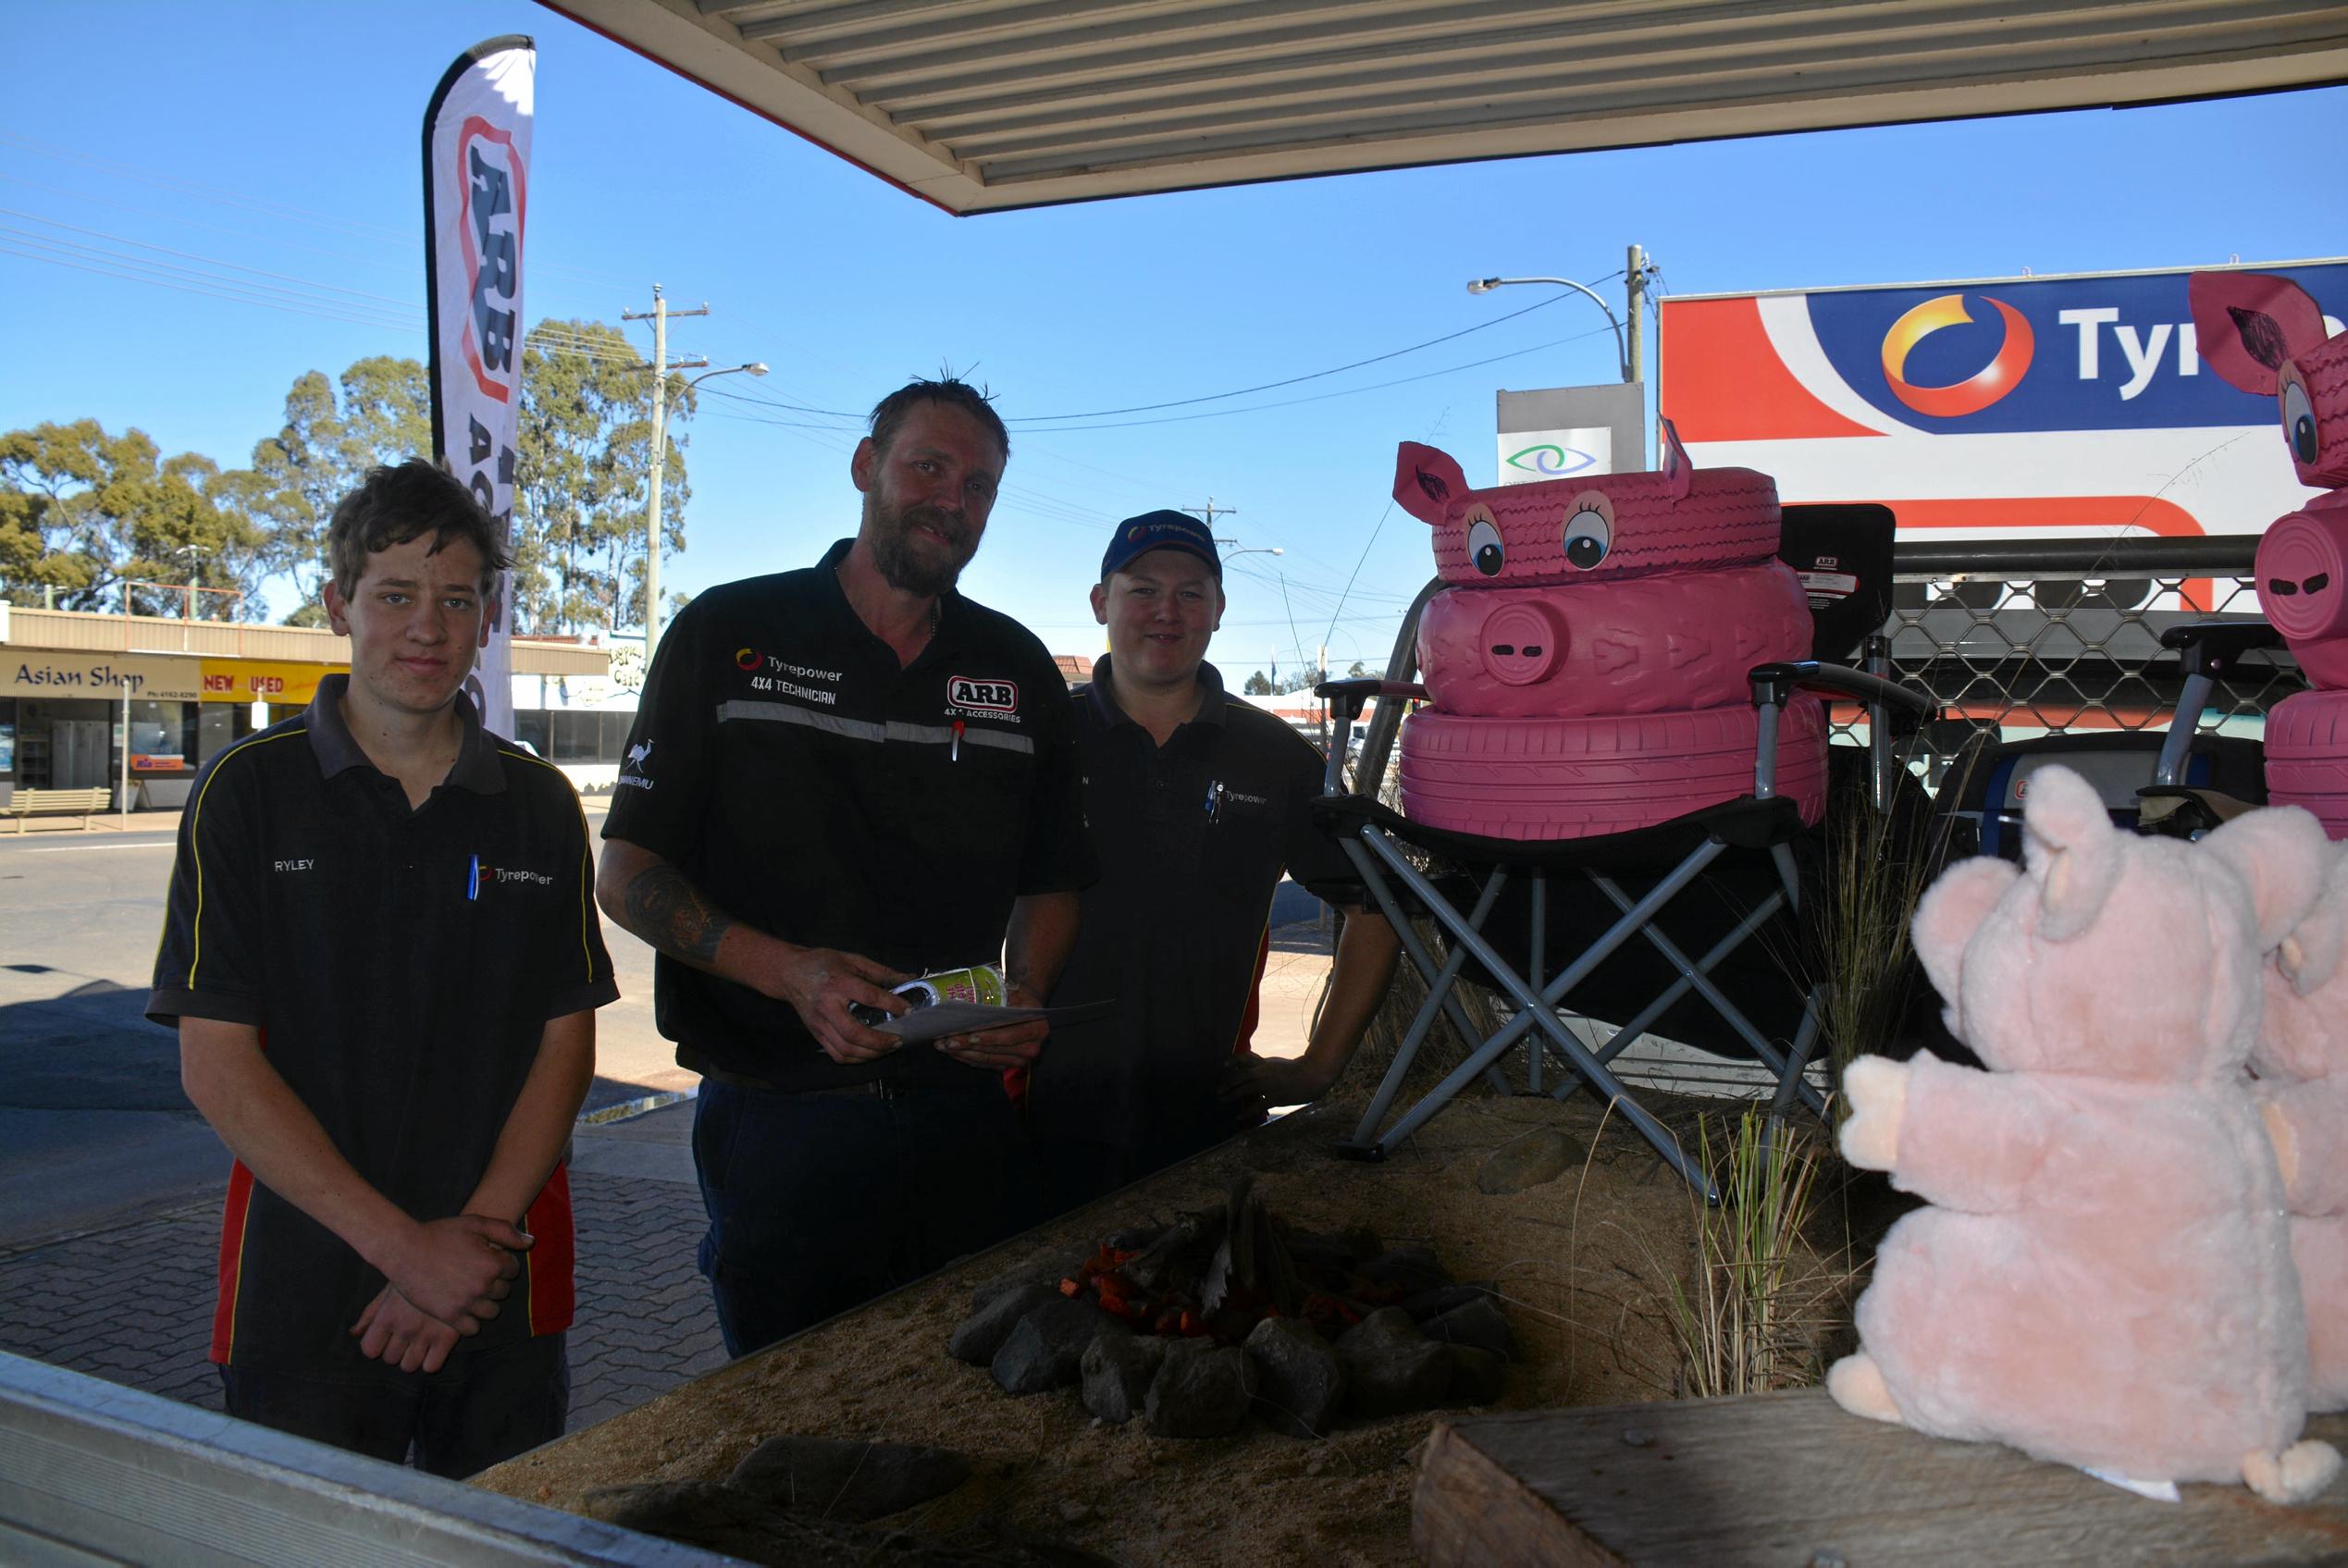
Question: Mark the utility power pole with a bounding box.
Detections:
[1626,242,1657,463]
[1625,242,1650,388]
[1180,497,1240,534]
[621,284,708,654]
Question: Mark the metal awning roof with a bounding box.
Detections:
[543,0,2348,214]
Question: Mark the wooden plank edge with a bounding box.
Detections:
[1413,1416,1625,1568]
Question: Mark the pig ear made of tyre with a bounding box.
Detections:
[1395,695,1829,841]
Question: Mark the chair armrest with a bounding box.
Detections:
[1316,677,1428,724]
[1747,661,1936,721]
[2160,620,2281,678]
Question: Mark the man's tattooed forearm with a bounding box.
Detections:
[622,865,734,965]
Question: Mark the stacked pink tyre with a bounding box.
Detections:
[1398,694,1829,840]
[2265,688,2348,839]
[1415,563,1812,718]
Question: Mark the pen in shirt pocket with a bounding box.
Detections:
[1205,779,1224,821]
[467,854,481,901]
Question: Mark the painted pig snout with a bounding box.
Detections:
[1482,601,1565,685]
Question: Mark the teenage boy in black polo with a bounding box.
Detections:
[1028,511,1403,1213]
[150,460,615,1477]
[597,377,1094,1357]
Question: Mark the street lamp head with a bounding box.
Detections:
[743,362,768,377]
[1466,278,1500,294]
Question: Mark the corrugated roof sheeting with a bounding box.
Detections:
[547,0,2348,210]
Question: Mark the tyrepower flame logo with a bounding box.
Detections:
[735,647,762,671]
[949,676,1019,713]
[1879,292,2034,418]
[459,116,525,404]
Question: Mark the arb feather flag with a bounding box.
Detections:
[423,36,533,734]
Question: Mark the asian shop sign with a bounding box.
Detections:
[8,654,202,702]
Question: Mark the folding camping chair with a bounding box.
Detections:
[1314,504,1937,1202]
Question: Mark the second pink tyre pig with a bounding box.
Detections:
[2265,686,2348,839]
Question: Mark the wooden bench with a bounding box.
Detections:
[1414,1389,2348,1566]
[1,787,117,833]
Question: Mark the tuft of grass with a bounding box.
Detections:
[1654,1111,1849,1399]
[1808,739,1978,1108]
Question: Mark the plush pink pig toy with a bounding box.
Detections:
[1831,765,2340,1501]
[2255,845,2348,1413]
[2190,271,2348,687]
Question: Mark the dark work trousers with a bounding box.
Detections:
[219,1331,568,1479]
[1034,1108,1261,1221]
[693,1073,1044,1357]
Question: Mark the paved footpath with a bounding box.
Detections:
[0,1100,726,1437]
[0,806,1340,1456]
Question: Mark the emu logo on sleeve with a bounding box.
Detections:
[948,676,1019,713]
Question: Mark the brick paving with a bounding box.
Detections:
[0,1166,723,1437]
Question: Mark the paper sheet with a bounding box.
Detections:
[876,998,1115,1043]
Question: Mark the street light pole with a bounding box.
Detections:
[1464,273,1634,383]
[639,360,767,649]
[623,290,770,655]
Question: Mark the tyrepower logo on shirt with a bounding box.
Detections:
[735,648,843,706]
[948,676,1019,714]
[468,856,553,899]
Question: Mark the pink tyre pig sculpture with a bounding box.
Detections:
[2191,271,2348,836]
[1390,424,1822,840]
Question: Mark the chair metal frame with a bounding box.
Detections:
[1318,658,1934,1202]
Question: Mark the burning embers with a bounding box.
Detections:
[950,1178,1514,1438]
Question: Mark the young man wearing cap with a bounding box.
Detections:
[1027,511,1402,1213]
[151,459,616,1475]
[595,377,1094,1356]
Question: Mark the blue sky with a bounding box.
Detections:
[4,4,2343,677]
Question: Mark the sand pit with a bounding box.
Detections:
[477,1089,1772,1565]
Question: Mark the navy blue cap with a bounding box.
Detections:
[1101,510,1221,580]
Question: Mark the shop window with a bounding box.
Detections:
[127,699,196,775]
[514,708,634,763]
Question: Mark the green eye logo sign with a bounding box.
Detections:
[1503,443,1599,478]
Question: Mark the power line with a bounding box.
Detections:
[1003,325,1623,433]
[1007,289,1573,423]
[0,240,424,333]
[0,210,424,308]
[0,131,633,288]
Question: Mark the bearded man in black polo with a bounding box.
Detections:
[597,377,1093,1357]
[152,460,617,1476]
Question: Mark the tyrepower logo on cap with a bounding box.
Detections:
[735,647,761,670]
[949,676,1019,713]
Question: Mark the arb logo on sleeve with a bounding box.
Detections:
[949,676,1019,713]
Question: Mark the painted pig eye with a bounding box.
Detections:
[2282,376,2319,466]
[1464,504,1504,576]
[1563,490,1614,571]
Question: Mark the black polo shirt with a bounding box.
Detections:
[1031,657,1358,1162]
[602,538,1094,1091]
[148,676,617,1380]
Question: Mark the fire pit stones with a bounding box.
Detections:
[951,1182,1510,1441]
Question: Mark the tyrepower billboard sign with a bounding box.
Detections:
[1658,259,2346,542]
